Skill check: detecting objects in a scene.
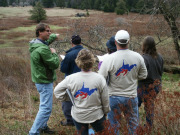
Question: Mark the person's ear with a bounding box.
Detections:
[39,31,42,36]
[115,40,118,46]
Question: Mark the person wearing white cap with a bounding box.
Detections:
[99,30,147,135]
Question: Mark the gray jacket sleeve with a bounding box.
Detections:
[100,78,110,114]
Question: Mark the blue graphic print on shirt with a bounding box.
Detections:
[115,60,137,76]
[74,82,97,99]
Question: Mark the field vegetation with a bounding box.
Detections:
[0,7,179,135]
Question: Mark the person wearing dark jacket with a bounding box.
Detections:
[60,35,83,126]
[138,36,164,132]
[29,23,60,135]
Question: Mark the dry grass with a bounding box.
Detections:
[0,7,102,18]
[0,17,34,30]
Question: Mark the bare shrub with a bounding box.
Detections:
[6,32,25,39]
[158,45,179,64]
[13,39,30,47]
[0,54,32,98]
[0,40,5,44]
[153,91,180,134]
[0,17,34,30]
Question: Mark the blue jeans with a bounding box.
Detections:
[108,96,138,135]
[29,83,53,135]
[138,83,161,127]
[73,115,106,135]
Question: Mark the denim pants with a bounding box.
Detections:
[138,84,161,127]
[62,101,73,123]
[108,96,138,135]
[29,83,53,135]
[73,115,106,135]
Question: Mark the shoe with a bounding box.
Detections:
[60,121,74,126]
[40,126,55,134]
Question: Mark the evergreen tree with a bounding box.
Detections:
[17,0,20,5]
[80,2,86,10]
[56,0,65,8]
[86,9,89,16]
[94,0,101,10]
[115,0,127,15]
[0,0,8,7]
[9,0,15,5]
[146,0,154,9]
[42,0,54,8]
[136,0,145,13]
[103,3,109,12]
[67,0,71,8]
[32,0,40,6]
[29,2,47,23]
[103,0,115,12]
[125,0,138,10]
[90,0,95,9]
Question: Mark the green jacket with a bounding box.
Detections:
[29,34,60,83]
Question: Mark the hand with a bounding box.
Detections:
[55,34,59,40]
[50,48,56,53]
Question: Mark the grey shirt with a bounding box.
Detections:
[99,49,147,97]
[54,71,110,123]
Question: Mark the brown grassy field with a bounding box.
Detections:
[0,7,179,135]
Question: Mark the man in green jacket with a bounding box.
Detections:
[29,23,60,135]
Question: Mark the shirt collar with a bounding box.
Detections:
[37,38,48,46]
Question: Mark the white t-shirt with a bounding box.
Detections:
[99,49,147,97]
[54,71,110,123]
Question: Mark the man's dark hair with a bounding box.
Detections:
[117,39,128,48]
[36,23,50,37]
[71,35,81,45]
[142,36,158,58]
[107,48,116,54]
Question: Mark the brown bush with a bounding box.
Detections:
[0,40,5,44]
[6,32,25,39]
[0,54,33,98]
[0,17,34,30]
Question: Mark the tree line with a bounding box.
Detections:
[1,0,154,15]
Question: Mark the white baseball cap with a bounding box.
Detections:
[115,30,130,44]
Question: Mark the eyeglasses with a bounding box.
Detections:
[45,30,51,33]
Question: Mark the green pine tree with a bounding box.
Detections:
[135,0,145,13]
[67,0,71,8]
[0,0,8,7]
[94,0,100,10]
[9,0,15,5]
[29,2,47,23]
[103,3,110,12]
[56,0,65,8]
[115,0,127,15]
[42,0,54,8]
